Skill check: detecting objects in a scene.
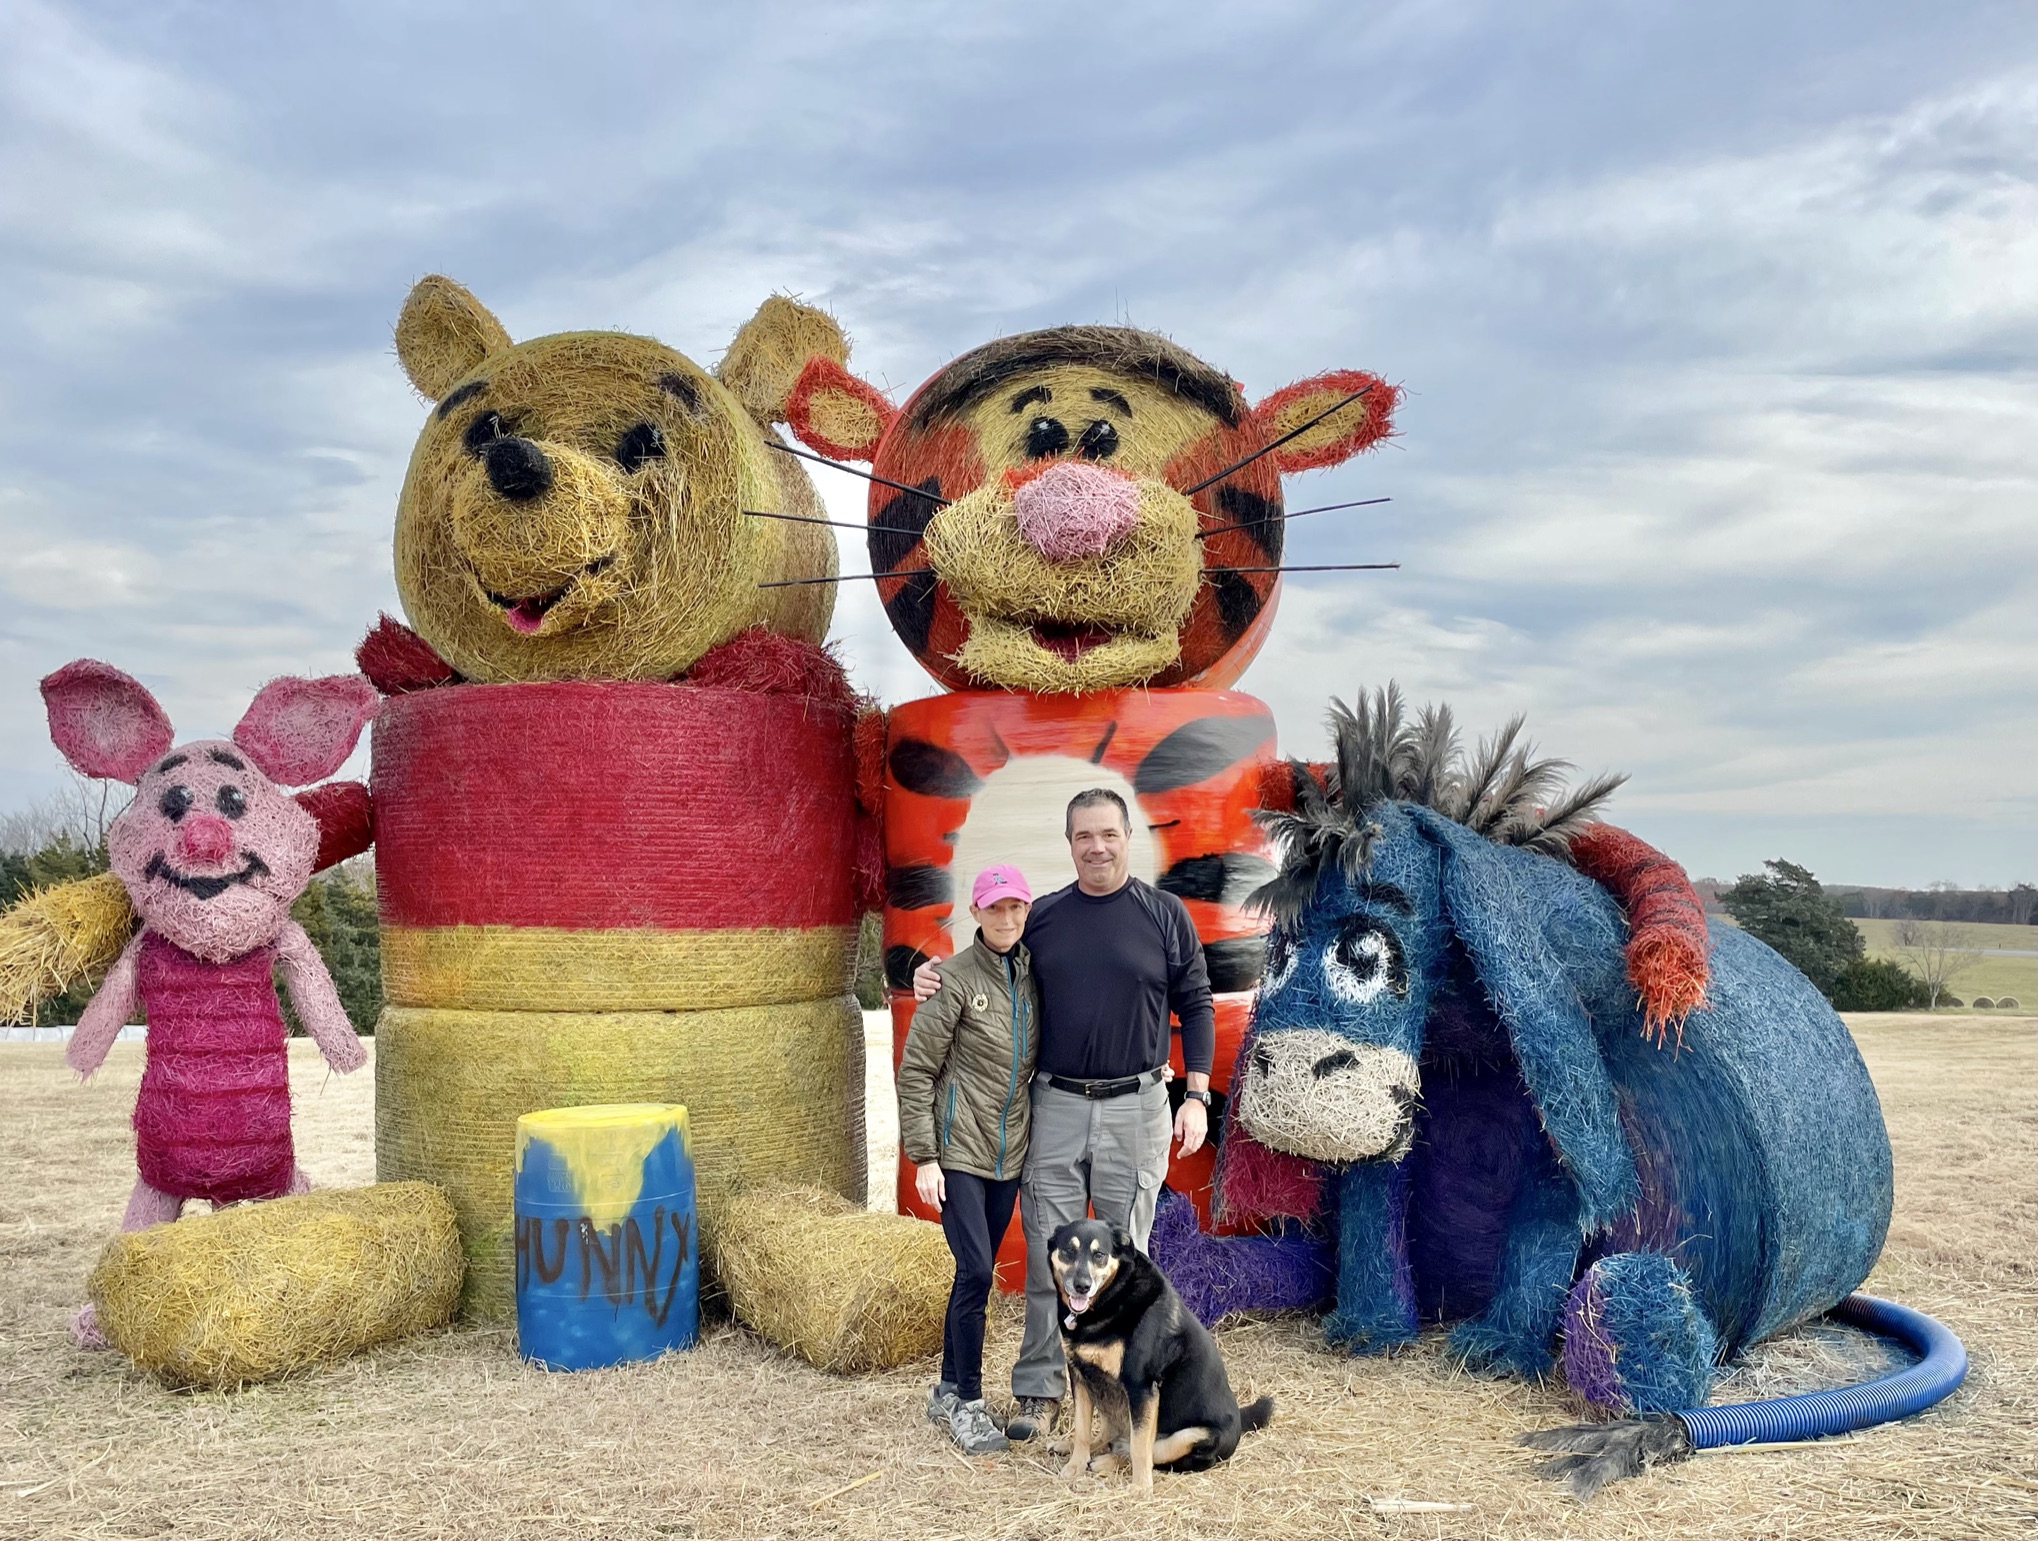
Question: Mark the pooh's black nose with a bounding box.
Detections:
[484,436,554,500]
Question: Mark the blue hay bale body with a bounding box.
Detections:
[1238,801,1893,1407]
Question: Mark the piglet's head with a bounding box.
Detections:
[41,661,378,963]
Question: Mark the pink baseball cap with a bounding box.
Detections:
[971,864,1033,908]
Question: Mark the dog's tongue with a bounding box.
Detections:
[1066,1291,1093,1315]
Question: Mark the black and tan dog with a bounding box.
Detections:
[1049,1219,1273,1495]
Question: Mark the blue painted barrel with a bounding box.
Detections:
[513,1103,699,1370]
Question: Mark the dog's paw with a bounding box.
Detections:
[1044,1434,1073,1458]
[1088,1449,1127,1476]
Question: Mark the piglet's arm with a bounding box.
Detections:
[68,933,143,1077]
[275,920,367,1073]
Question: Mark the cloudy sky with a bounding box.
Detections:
[1,0,2031,886]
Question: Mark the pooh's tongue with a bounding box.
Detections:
[490,585,570,634]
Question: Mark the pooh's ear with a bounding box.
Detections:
[783,356,896,462]
[717,295,854,427]
[394,276,513,401]
[1249,369,1400,475]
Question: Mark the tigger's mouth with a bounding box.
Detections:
[1026,620,1118,661]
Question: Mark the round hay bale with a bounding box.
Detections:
[1997,995,2020,1009]
[88,1182,462,1390]
[713,1186,951,1374]
[1971,996,1996,1009]
[376,996,865,1319]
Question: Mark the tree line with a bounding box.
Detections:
[1826,883,2037,927]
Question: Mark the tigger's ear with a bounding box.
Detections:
[1249,369,1400,474]
[784,356,896,462]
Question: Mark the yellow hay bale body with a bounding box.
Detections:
[376,997,865,1319]
[713,1186,952,1374]
[0,870,133,1024]
[88,1182,462,1390]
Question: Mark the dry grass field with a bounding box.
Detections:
[1,1013,2031,1540]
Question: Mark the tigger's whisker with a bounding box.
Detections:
[757,569,936,589]
[1197,497,1391,539]
[743,510,923,537]
[767,440,949,506]
[1179,386,1373,497]
[1206,563,1399,574]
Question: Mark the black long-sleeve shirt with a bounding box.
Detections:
[1023,877,1215,1080]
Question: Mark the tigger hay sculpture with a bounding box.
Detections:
[1232,688,1892,1418]
[781,325,1403,1252]
[4,279,915,1350]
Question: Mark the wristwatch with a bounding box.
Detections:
[1182,1088,1213,1107]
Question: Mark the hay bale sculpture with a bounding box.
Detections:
[777,328,1710,1295]
[89,1182,462,1390]
[34,659,415,1360]
[1217,686,1893,1478]
[5,278,940,1368]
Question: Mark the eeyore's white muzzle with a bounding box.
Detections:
[1234,1028,1421,1163]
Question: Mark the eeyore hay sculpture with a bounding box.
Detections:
[1220,688,1894,1477]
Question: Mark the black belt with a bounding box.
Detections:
[1042,1068,1166,1100]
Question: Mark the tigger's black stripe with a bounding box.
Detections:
[1211,568,1264,641]
[1133,715,1273,794]
[1159,852,1279,906]
[868,479,942,572]
[889,738,983,799]
[1215,485,1284,562]
[883,944,932,991]
[886,864,951,910]
[1203,935,1266,993]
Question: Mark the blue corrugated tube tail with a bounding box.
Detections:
[1678,1294,1967,1449]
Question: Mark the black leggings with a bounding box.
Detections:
[938,1168,1020,1402]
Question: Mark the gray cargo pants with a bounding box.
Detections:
[1010,1076,1173,1401]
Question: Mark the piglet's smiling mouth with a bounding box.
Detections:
[144,851,270,901]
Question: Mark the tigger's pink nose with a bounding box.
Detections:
[176,813,235,866]
[1011,463,1140,561]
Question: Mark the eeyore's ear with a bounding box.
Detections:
[41,660,174,783]
[233,676,379,786]
[1406,806,1638,1230]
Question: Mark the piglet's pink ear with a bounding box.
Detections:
[1249,369,1401,474]
[233,675,380,787]
[41,660,175,784]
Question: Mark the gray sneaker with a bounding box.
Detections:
[949,1397,1009,1456]
[926,1381,960,1425]
[1005,1395,1060,1441]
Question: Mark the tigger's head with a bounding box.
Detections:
[786,326,1399,693]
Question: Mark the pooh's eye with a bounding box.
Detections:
[158,785,193,822]
[1076,420,1119,460]
[462,411,510,455]
[1024,416,1071,459]
[614,421,666,474]
[215,784,247,820]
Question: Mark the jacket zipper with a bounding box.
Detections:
[943,1082,955,1151]
[997,952,1021,1179]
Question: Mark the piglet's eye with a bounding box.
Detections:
[158,785,193,822]
[216,784,247,819]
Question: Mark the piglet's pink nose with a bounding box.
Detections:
[1012,463,1141,561]
[176,813,235,866]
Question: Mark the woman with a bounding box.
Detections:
[896,864,1038,1456]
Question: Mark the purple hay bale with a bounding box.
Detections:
[1148,1188,1334,1327]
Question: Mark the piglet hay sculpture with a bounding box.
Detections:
[89,1182,463,1389]
[711,1186,952,1374]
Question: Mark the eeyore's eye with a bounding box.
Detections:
[215,784,246,820]
[158,785,192,822]
[614,421,666,473]
[1324,918,1408,1005]
[462,411,509,455]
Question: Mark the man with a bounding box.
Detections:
[913,787,1214,1439]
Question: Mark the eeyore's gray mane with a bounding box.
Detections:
[1251,684,1627,925]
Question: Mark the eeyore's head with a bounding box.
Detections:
[1233,687,1625,1165]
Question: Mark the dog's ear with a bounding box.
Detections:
[1111,1226,1135,1256]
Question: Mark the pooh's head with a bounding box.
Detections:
[391,277,849,682]
[783,327,1400,694]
